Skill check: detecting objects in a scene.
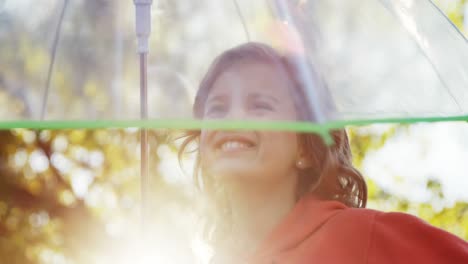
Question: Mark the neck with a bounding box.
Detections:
[217,173,297,259]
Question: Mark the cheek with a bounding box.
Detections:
[260,132,298,166]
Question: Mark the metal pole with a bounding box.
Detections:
[139,52,149,236]
[133,1,152,260]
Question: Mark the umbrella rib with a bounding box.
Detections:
[232,0,251,41]
[40,0,69,121]
[379,0,463,113]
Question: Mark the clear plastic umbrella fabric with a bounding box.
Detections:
[0,1,467,264]
[1,0,467,127]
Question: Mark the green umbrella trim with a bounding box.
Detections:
[1,115,468,145]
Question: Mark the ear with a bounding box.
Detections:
[295,156,315,170]
[295,151,315,170]
[295,136,318,170]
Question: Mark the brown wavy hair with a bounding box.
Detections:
[178,42,367,208]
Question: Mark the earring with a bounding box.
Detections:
[296,159,304,169]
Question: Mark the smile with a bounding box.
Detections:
[220,140,254,152]
[215,135,257,153]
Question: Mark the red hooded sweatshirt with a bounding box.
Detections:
[249,194,468,264]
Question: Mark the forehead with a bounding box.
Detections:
[208,61,294,99]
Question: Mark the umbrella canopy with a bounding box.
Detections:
[0,0,467,131]
[0,1,467,263]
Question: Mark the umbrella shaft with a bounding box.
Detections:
[139,53,149,234]
[140,53,148,119]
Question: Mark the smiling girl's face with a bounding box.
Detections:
[199,61,303,185]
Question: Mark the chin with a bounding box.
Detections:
[209,164,260,182]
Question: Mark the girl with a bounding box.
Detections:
[179,42,468,263]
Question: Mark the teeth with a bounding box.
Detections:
[221,141,251,151]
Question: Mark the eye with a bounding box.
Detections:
[205,102,227,117]
[251,101,274,111]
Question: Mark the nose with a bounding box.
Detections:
[225,104,247,120]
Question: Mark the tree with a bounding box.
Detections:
[0,1,466,263]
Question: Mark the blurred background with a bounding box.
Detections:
[0,0,467,263]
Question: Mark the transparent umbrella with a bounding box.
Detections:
[1,0,467,126]
[0,0,467,263]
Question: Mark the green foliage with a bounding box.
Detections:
[349,125,468,241]
[0,1,467,263]
[0,129,197,263]
[434,0,467,35]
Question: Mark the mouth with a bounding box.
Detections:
[215,136,257,153]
